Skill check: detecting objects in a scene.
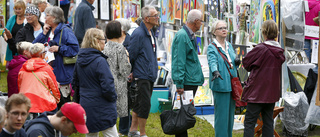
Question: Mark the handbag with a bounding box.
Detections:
[160,95,197,135]
[59,28,77,64]
[212,42,243,101]
[32,71,60,103]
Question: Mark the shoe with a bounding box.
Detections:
[128,131,140,137]
[140,135,148,137]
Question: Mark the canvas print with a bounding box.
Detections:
[92,0,98,19]
[161,0,168,23]
[167,0,175,24]
[196,0,205,20]
[207,0,219,19]
[175,0,182,20]
[261,0,279,27]
[182,0,189,23]
[190,0,195,9]
[194,78,214,106]
[196,35,204,55]
[249,0,261,43]
[100,0,110,20]
[229,0,234,14]
[219,0,226,19]
[122,0,131,19]
[112,0,121,20]
[165,29,177,65]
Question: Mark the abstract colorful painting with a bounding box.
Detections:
[196,35,204,55]
[196,0,205,20]
[219,0,226,19]
[207,0,219,19]
[182,0,190,23]
[190,0,195,9]
[161,0,168,23]
[122,0,131,19]
[165,29,177,64]
[249,0,261,43]
[167,0,175,24]
[112,0,121,20]
[194,77,214,106]
[229,0,234,14]
[261,0,279,26]
[175,0,182,20]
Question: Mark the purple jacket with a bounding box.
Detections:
[7,55,28,97]
[241,41,285,103]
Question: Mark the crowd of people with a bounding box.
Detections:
[1,0,285,137]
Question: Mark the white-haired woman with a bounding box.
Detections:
[18,43,60,119]
[33,6,79,107]
[207,20,240,137]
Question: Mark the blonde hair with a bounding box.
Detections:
[81,28,105,51]
[211,20,227,36]
[0,107,5,124]
[16,41,32,55]
[261,20,278,39]
[29,43,45,57]
[14,0,26,12]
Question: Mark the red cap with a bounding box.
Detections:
[61,102,89,134]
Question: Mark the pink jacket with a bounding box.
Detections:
[305,0,320,40]
[7,55,28,97]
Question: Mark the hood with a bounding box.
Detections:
[22,58,50,71]
[77,48,108,67]
[24,111,55,132]
[8,55,28,70]
[263,41,284,59]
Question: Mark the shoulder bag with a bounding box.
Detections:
[59,29,77,64]
[32,71,60,103]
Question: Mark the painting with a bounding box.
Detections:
[175,0,182,20]
[165,29,177,65]
[194,77,214,106]
[229,0,234,14]
[167,0,175,24]
[249,0,261,43]
[196,0,205,20]
[219,0,226,19]
[0,0,6,35]
[207,0,219,19]
[122,0,131,19]
[161,0,168,23]
[190,0,195,9]
[112,0,121,20]
[100,0,110,20]
[232,44,249,83]
[182,0,189,23]
[261,0,279,28]
[92,0,98,19]
[196,35,204,55]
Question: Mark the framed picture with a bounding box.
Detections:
[92,0,98,19]
[100,0,111,20]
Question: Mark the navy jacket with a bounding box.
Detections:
[24,112,55,137]
[0,128,26,137]
[73,0,96,44]
[33,23,79,85]
[72,48,117,132]
[127,22,158,82]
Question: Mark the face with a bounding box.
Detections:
[23,50,32,59]
[14,7,24,16]
[25,13,38,24]
[87,0,95,5]
[146,9,159,26]
[6,104,29,133]
[194,16,204,32]
[213,22,228,38]
[60,117,77,136]
[38,2,47,12]
[45,14,55,25]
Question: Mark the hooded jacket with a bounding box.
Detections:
[7,55,28,97]
[72,48,117,132]
[24,112,55,137]
[241,41,285,103]
[18,58,60,113]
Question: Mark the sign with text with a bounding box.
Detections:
[305,25,319,38]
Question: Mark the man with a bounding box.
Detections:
[73,0,96,45]
[34,0,49,23]
[24,102,89,137]
[0,93,31,137]
[171,9,204,136]
[126,5,159,137]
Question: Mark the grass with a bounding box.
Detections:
[0,64,7,93]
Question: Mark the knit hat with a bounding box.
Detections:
[25,6,40,18]
[61,102,89,134]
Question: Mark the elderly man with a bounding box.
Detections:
[73,0,96,45]
[171,9,204,137]
[126,5,159,137]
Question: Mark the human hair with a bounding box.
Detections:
[33,0,46,5]
[14,0,27,12]
[16,41,32,55]
[45,6,65,24]
[135,17,142,26]
[56,110,73,122]
[29,43,45,57]
[187,9,202,23]
[105,21,122,39]
[141,6,156,20]
[115,18,131,34]
[211,20,227,37]
[5,93,31,113]
[261,20,278,40]
[0,107,5,124]
[81,28,105,51]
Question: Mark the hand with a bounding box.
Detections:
[234,58,241,66]
[4,28,12,40]
[176,88,184,95]
[43,24,51,35]
[127,73,133,82]
[211,71,223,81]
[49,46,59,52]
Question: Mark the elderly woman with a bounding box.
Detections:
[72,28,118,136]
[33,6,79,106]
[18,43,60,119]
[115,18,131,47]
[242,20,285,137]
[102,20,131,136]
[207,20,240,137]
[3,0,26,64]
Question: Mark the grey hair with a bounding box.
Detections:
[45,6,65,24]
[211,20,227,36]
[187,9,202,23]
[141,6,156,20]
[33,0,46,5]
[16,41,33,55]
[29,43,45,56]
[115,18,131,34]
[0,107,5,124]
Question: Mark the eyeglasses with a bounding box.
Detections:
[9,111,28,118]
[148,15,159,18]
[197,19,205,23]
[216,27,227,31]
[98,38,106,41]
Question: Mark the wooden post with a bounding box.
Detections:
[316,11,320,106]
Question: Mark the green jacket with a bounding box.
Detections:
[171,26,204,89]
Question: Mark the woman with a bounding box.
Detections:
[15,5,44,45]
[207,20,239,137]
[18,43,60,117]
[102,20,131,136]
[3,0,26,64]
[72,28,118,137]
[33,6,79,106]
[242,20,285,137]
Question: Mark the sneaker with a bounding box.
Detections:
[128,131,140,137]
[140,135,148,137]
